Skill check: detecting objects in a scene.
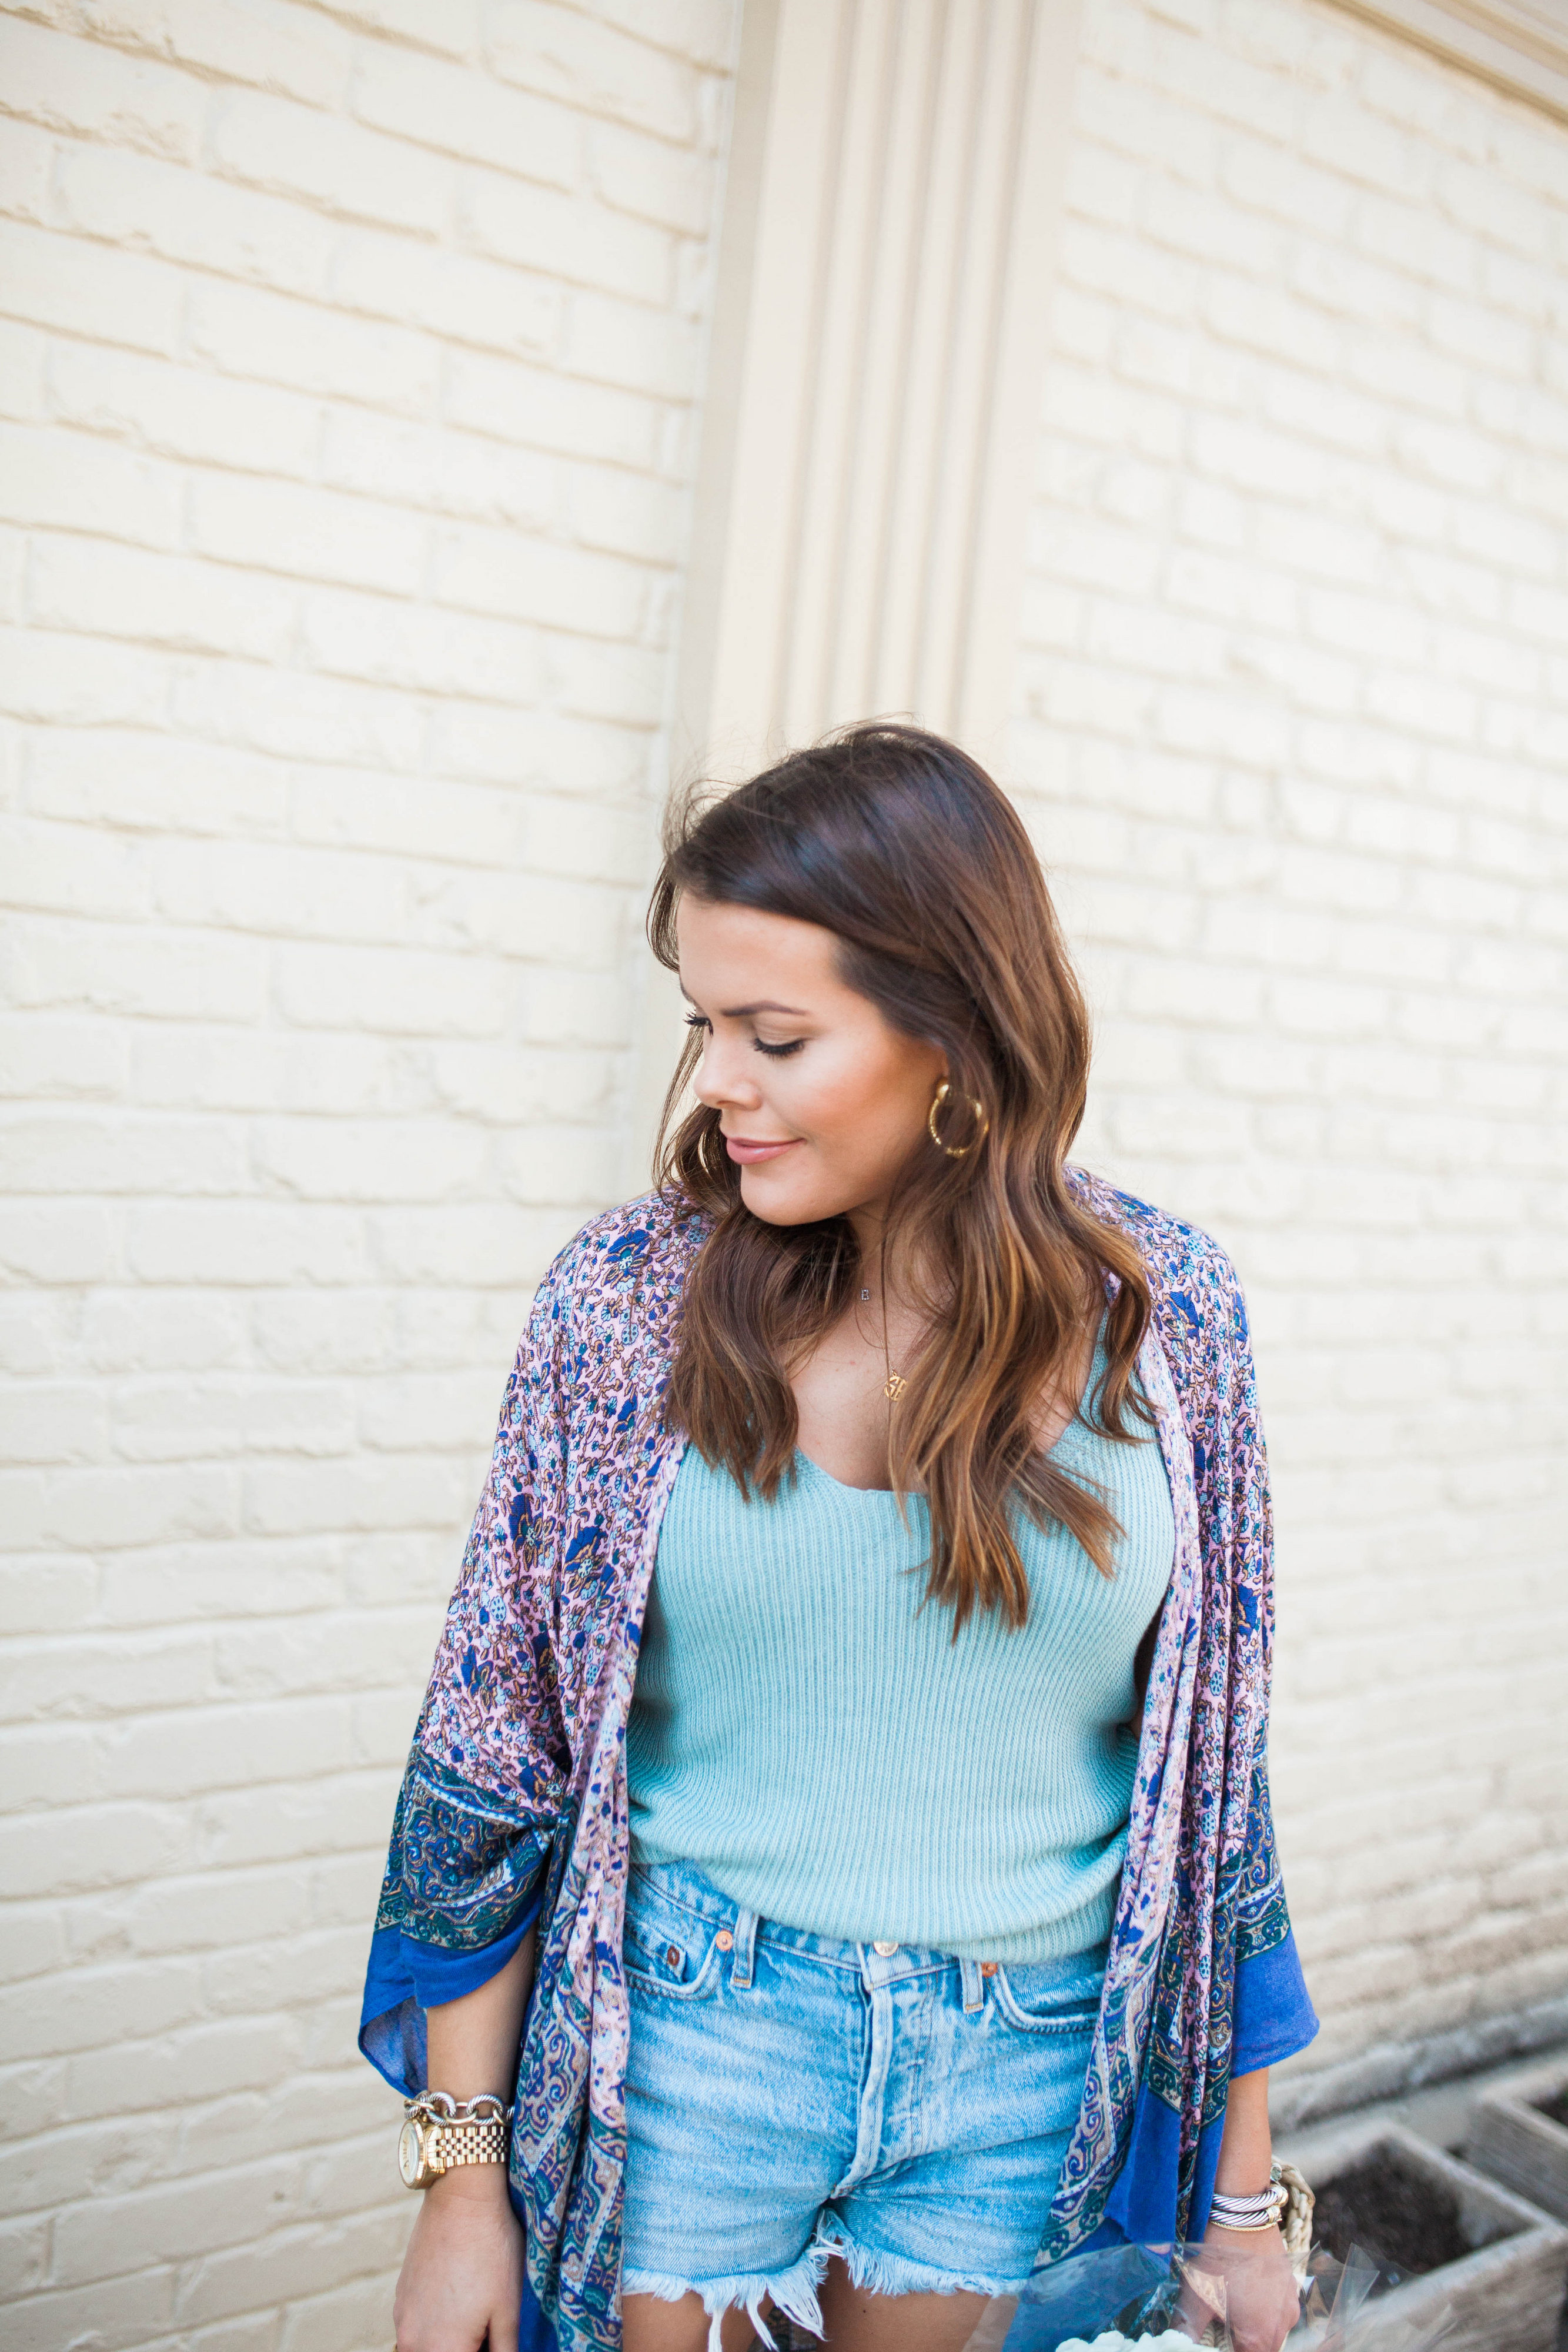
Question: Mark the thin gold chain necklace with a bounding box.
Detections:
[878,1237,906,1404]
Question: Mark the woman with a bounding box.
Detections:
[362,727,1316,2352]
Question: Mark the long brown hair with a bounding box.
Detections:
[648,723,1153,1631]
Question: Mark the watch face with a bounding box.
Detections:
[398,2116,426,2189]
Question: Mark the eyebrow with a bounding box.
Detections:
[678,983,812,1020]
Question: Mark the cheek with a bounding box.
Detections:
[795,1044,928,1164]
[738,1044,933,1223]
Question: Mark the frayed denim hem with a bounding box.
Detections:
[811,2211,1027,2303]
[623,2241,830,2351]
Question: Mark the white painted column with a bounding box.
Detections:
[677,0,1086,777]
[631,0,1085,1179]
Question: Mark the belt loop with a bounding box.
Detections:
[960,1957,984,2015]
[730,1908,759,1990]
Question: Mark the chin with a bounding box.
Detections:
[737,1165,833,1227]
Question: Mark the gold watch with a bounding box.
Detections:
[397,2092,513,2189]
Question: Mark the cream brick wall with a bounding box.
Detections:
[0,2,737,2344]
[1013,0,1568,2116]
[4,0,1567,2342]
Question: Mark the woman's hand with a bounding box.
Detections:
[393,2167,524,2352]
[1178,2221,1300,2352]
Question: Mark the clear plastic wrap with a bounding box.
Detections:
[951,2235,1453,2352]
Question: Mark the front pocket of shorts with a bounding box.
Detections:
[622,1881,725,2002]
[991,1963,1104,2035]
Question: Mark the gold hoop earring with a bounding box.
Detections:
[927,1081,990,1158]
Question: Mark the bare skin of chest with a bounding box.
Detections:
[791,1290,1099,1492]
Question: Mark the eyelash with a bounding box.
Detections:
[684,1012,805,1061]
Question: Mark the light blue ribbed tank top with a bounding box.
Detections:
[627,1329,1176,1963]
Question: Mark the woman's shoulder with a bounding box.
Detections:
[1067,1165,1251,1362]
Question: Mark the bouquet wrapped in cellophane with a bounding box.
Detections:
[761,2198,1453,2352]
[948,2231,1453,2352]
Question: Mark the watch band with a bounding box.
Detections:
[399,2092,514,2190]
[425,2114,509,2170]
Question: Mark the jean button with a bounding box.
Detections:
[872,1940,898,1957]
[715,1930,734,1952]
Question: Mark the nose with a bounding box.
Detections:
[693,1032,764,1113]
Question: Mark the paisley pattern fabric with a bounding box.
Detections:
[362,1177,1307,2348]
[1235,1756,1293,1970]
[375,1748,560,1949]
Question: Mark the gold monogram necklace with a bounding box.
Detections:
[870,1238,907,1404]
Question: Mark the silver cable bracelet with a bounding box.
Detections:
[1209,2163,1288,2231]
[409,2090,516,2123]
[398,2091,517,2190]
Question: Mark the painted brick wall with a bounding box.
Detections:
[0,2,737,2343]
[5,0,1568,2340]
[1013,0,1568,2114]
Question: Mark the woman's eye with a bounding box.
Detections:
[684,1010,801,1058]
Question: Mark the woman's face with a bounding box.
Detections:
[677,896,947,1231]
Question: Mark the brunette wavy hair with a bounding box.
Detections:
[648,723,1154,1631]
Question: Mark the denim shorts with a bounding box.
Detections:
[621,1858,1106,2350]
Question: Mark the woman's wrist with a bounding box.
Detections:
[1211,2065,1274,2197]
[1212,2162,1276,2196]
[426,2163,513,2207]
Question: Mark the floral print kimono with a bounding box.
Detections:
[360,1174,1316,2351]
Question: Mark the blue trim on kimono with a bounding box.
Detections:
[359,1735,559,2094]
[1233,1926,1318,2078]
[1044,1929,1316,2270]
[517,2277,557,2352]
[358,1903,544,2098]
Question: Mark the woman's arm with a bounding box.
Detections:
[392,1932,536,2352]
[1212,2064,1274,2199]
[427,1930,535,2102]
[1182,2068,1300,2352]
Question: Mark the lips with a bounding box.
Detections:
[723,1134,800,1165]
